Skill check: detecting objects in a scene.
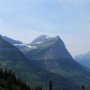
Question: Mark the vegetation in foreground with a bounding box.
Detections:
[0,69,86,90]
[0,69,42,90]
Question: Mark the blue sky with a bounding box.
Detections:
[0,0,90,56]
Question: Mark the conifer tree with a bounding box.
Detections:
[82,85,85,90]
[49,81,53,90]
[6,77,13,90]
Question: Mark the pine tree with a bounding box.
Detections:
[82,85,85,90]
[6,77,13,90]
[49,81,53,90]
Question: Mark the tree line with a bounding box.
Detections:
[0,69,53,90]
[0,69,86,90]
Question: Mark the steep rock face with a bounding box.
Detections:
[25,35,90,90]
[24,35,73,73]
[26,35,72,60]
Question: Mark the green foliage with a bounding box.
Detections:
[0,69,32,90]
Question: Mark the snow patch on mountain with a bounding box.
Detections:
[14,43,38,51]
[36,42,43,44]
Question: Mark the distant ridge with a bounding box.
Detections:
[75,52,90,69]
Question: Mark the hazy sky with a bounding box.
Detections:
[0,0,90,56]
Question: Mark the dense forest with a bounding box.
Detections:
[0,69,43,90]
[0,69,86,90]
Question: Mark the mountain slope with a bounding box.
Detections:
[1,35,90,90]
[0,35,79,90]
[26,35,72,60]
[75,52,90,69]
[2,36,22,45]
[0,35,41,84]
[24,35,90,90]
[2,36,33,53]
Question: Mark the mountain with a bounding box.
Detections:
[0,35,40,84]
[2,36,22,45]
[1,35,90,90]
[2,36,32,53]
[26,35,72,60]
[22,35,90,89]
[0,35,27,62]
[0,35,78,90]
[24,35,73,72]
[75,52,90,69]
